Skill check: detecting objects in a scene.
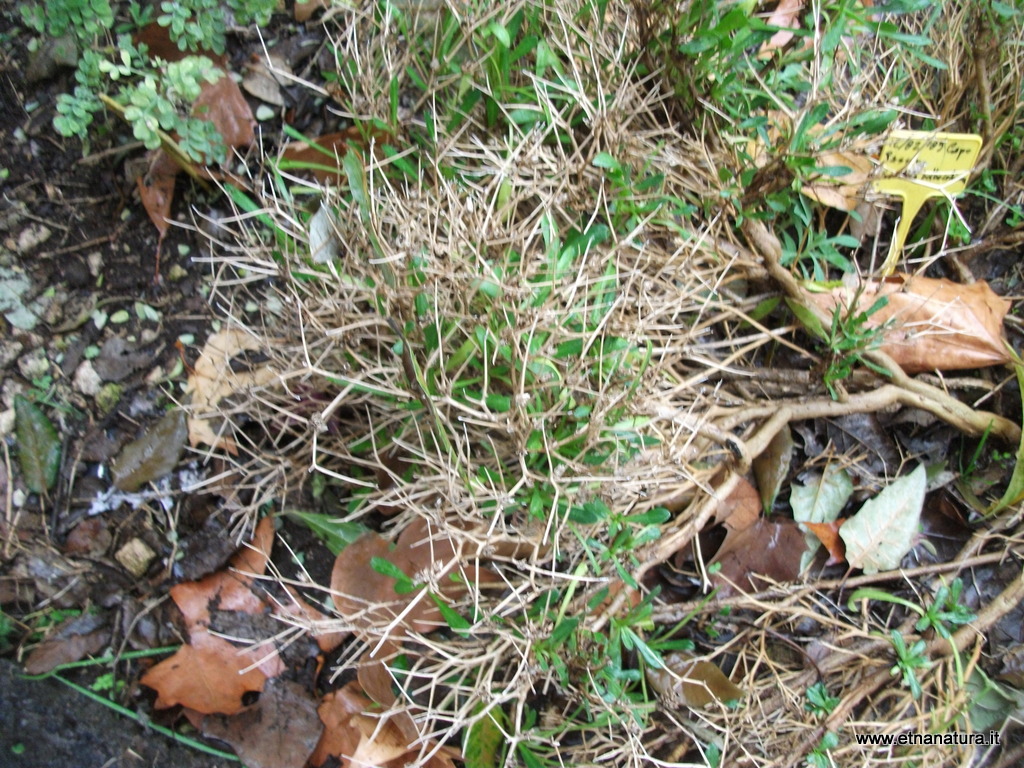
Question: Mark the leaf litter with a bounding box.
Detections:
[9,1,1024,765]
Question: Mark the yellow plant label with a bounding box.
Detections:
[872,130,982,275]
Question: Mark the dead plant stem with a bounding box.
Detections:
[651,549,1020,623]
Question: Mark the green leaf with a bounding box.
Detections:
[987,352,1024,514]
[622,627,663,668]
[371,556,416,593]
[464,706,508,768]
[430,593,471,632]
[285,510,369,555]
[966,668,1024,733]
[629,507,671,526]
[14,395,61,494]
[569,499,610,524]
[840,465,926,574]
[488,21,511,48]
[592,152,620,171]
[785,298,826,340]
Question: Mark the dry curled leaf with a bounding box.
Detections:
[185,329,278,452]
[647,651,744,709]
[200,677,323,768]
[804,274,1011,373]
[801,149,875,212]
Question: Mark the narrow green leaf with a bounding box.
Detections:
[431,593,471,632]
[14,395,61,494]
[988,352,1024,515]
[464,706,508,768]
[786,297,826,340]
[370,556,415,594]
[286,510,369,555]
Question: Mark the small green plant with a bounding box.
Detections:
[805,682,840,718]
[889,629,931,699]
[0,610,15,653]
[788,288,891,398]
[820,294,891,398]
[850,579,976,691]
[21,0,274,163]
[805,730,839,768]
[912,579,977,640]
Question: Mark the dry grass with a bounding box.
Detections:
[190,1,1024,765]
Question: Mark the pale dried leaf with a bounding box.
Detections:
[800,150,874,212]
[185,330,278,451]
[840,464,926,574]
[804,274,1011,373]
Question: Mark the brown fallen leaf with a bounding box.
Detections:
[294,0,329,23]
[137,149,179,242]
[241,53,290,106]
[140,517,285,714]
[309,682,372,768]
[279,583,348,653]
[133,22,228,67]
[170,516,274,629]
[141,630,269,715]
[130,41,254,250]
[24,616,110,675]
[357,641,419,742]
[200,677,323,768]
[804,274,1011,373]
[801,149,875,212]
[279,127,393,185]
[716,476,762,528]
[331,520,456,637]
[111,408,188,492]
[192,69,255,155]
[804,519,847,566]
[710,517,806,597]
[646,651,744,709]
[759,0,805,57]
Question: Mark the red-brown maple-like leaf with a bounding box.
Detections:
[141,517,282,714]
[170,516,274,630]
[141,631,268,715]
